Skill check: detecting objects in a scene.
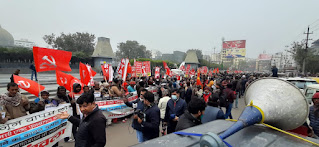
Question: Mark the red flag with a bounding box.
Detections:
[117,59,126,78]
[217,68,220,74]
[213,68,217,73]
[155,67,160,79]
[13,75,45,97]
[127,62,132,74]
[190,69,195,76]
[33,46,72,72]
[79,62,96,85]
[185,64,191,75]
[101,63,109,80]
[56,71,74,91]
[209,70,213,77]
[202,66,208,75]
[163,61,171,76]
[179,62,185,71]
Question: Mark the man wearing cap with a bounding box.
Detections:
[309,92,319,137]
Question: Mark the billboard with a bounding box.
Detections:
[223,40,246,58]
[258,54,272,61]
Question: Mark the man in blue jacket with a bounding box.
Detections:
[137,91,160,141]
[164,88,187,134]
[123,89,148,143]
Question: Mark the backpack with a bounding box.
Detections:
[218,91,229,107]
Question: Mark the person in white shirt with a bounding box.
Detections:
[157,89,171,135]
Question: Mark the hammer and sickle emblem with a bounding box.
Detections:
[17,81,31,89]
[60,77,67,85]
[40,55,57,69]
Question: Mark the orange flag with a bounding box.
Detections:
[13,75,45,97]
[196,69,201,86]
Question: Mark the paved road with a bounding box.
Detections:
[58,97,247,147]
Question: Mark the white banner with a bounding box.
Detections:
[96,87,158,119]
[0,104,72,147]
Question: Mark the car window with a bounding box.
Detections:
[305,89,315,97]
[287,80,317,89]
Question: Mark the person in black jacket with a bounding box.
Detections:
[57,93,107,147]
[185,82,192,104]
[137,91,160,141]
[175,98,206,131]
[123,88,148,143]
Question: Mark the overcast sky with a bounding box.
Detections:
[1,0,319,58]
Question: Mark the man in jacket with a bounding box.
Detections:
[57,93,107,147]
[137,91,160,141]
[0,82,30,124]
[123,88,148,143]
[175,98,206,131]
[164,88,187,134]
[223,84,236,119]
[201,97,224,123]
[309,92,319,137]
[185,81,193,104]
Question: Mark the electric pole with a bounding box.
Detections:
[302,26,313,75]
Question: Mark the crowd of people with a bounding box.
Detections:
[1,71,319,146]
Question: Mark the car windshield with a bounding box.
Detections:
[288,80,318,89]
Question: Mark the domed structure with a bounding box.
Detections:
[0,25,14,47]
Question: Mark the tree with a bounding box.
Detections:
[187,49,203,59]
[43,32,96,55]
[288,41,319,74]
[116,40,152,59]
[198,59,220,69]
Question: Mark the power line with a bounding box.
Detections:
[310,19,319,26]
[302,26,313,74]
[312,27,319,32]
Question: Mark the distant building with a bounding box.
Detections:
[161,53,174,61]
[256,53,271,72]
[211,53,221,64]
[270,52,296,71]
[160,51,186,63]
[92,37,115,67]
[173,51,186,63]
[0,25,14,47]
[184,50,199,69]
[203,55,210,61]
[14,39,36,48]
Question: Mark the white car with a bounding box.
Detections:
[280,77,318,93]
